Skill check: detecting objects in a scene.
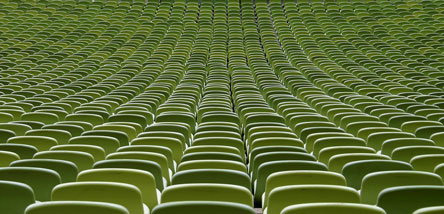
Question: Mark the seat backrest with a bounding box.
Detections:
[161,183,253,207]
[362,171,443,205]
[281,203,386,214]
[267,185,360,214]
[25,201,129,214]
[172,169,251,190]
[342,160,413,189]
[151,201,255,214]
[78,168,158,210]
[11,159,78,183]
[93,159,164,190]
[377,186,444,214]
[0,167,60,201]
[264,170,346,207]
[0,180,35,214]
[52,182,144,214]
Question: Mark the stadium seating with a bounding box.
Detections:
[1,0,444,213]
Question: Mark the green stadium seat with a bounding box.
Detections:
[11,159,78,183]
[52,182,146,214]
[0,180,35,214]
[25,201,129,214]
[377,186,444,214]
[151,201,255,214]
[281,203,386,214]
[78,168,159,210]
[0,167,60,201]
[161,183,253,207]
[361,171,443,204]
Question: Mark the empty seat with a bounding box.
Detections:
[172,169,250,190]
[151,201,255,214]
[377,186,444,214]
[52,182,146,214]
[25,201,129,214]
[78,168,158,210]
[0,180,35,214]
[0,167,60,201]
[281,203,386,214]
[266,185,360,214]
[161,183,253,207]
[362,171,443,204]
[414,206,444,214]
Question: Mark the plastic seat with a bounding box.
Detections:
[146,124,190,146]
[109,114,149,129]
[318,146,376,164]
[412,154,444,172]
[416,127,444,139]
[414,206,444,214]
[0,180,35,214]
[305,132,354,153]
[0,150,20,167]
[151,201,255,214]
[43,124,84,137]
[25,129,72,145]
[177,160,248,173]
[25,201,129,214]
[156,112,196,133]
[161,183,253,207]
[342,160,413,189]
[328,153,390,172]
[93,159,164,191]
[78,168,158,210]
[33,151,94,172]
[0,129,16,143]
[313,137,366,157]
[106,151,171,184]
[431,132,444,147]
[0,112,14,123]
[69,136,120,155]
[254,160,328,207]
[391,146,444,162]
[0,167,60,201]
[172,169,250,190]
[11,159,78,183]
[367,132,416,150]
[250,137,304,152]
[195,131,241,140]
[21,112,59,125]
[185,145,242,159]
[65,113,104,126]
[401,121,443,134]
[265,185,360,214]
[263,171,346,208]
[131,137,184,163]
[94,124,138,141]
[52,182,146,214]
[8,136,58,151]
[138,131,186,147]
[361,171,443,204]
[381,138,435,156]
[377,186,444,214]
[118,145,175,170]
[281,203,386,214]
[193,137,245,155]
[0,123,32,135]
[0,144,38,159]
[251,152,316,181]
[56,121,93,131]
[51,144,106,161]
[180,151,243,163]
[82,130,129,146]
